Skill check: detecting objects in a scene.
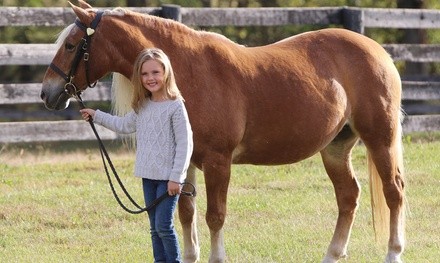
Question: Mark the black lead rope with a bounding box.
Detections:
[75,94,196,214]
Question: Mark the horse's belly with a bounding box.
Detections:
[232,127,336,165]
[232,146,313,165]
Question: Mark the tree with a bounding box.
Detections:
[397,0,429,79]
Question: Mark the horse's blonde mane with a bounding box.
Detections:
[112,72,136,148]
[55,24,75,49]
[106,7,127,16]
[111,72,134,116]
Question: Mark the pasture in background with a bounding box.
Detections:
[0,132,439,262]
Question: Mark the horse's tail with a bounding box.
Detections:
[367,109,405,242]
[111,72,136,148]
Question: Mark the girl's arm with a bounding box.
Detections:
[169,101,193,184]
[80,108,137,134]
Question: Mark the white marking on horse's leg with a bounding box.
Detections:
[322,245,348,263]
[385,212,404,263]
[322,253,346,263]
[182,211,199,263]
[322,216,352,263]
[323,230,350,263]
[385,253,403,263]
[208,229,225,263]
[180,165,200,263]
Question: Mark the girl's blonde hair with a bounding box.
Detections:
[131,48,182,113]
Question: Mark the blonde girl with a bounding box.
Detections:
[81,48,193,263]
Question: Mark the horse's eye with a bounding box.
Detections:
[65,43,75,52]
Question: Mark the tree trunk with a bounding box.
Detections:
[397,0,428,79]
[126,0,147,7]
[259,0,278,7]
[201,0,211,7]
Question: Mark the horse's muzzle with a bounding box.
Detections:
[40,83,71,110]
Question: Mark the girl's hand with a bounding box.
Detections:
[168,181,181,196]
[80,108,96,121]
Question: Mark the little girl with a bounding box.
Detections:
[80,48,193,263]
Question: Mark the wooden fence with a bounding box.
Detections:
[1,6,440,143]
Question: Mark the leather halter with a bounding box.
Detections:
[49,11,104,98]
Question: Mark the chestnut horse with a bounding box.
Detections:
[41,1,406,262]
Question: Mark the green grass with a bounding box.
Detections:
[1,133,439,262]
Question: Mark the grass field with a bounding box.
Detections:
[1,133,439,262]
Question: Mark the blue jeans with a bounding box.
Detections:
[142,178,181,263]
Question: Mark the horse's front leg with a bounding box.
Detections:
[178,164,200,263]
[203,155,232,263]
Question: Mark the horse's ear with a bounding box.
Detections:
[78,0,93,9]
[69,1,94,26]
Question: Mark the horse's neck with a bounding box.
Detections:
[133,14,200,53]
[134,15,240,68]
[107,12,201,75]
[107,11,242,91]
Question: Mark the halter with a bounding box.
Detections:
[49,11,104,99]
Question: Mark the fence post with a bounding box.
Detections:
[161,4,182,22]
[342,7,364,34]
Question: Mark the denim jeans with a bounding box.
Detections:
[142,178,181,263]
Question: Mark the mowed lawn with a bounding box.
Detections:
[1,133,439,262]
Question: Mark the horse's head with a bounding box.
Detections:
[41,1,111,110]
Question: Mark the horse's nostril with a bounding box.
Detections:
[40,91,46,100]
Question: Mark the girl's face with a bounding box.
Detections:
[141,59,167,101]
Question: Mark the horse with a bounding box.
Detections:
[41,1,406,262]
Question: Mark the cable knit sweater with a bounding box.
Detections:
[93,98,193,183]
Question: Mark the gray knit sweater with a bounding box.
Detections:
[93,98,193,183]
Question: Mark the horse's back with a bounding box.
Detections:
[265,28,401,123]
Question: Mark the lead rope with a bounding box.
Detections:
[75,94,196,214]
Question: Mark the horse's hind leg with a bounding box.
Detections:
[320,125,360,263]
[178,164,200,263]
[362,125,405,263]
